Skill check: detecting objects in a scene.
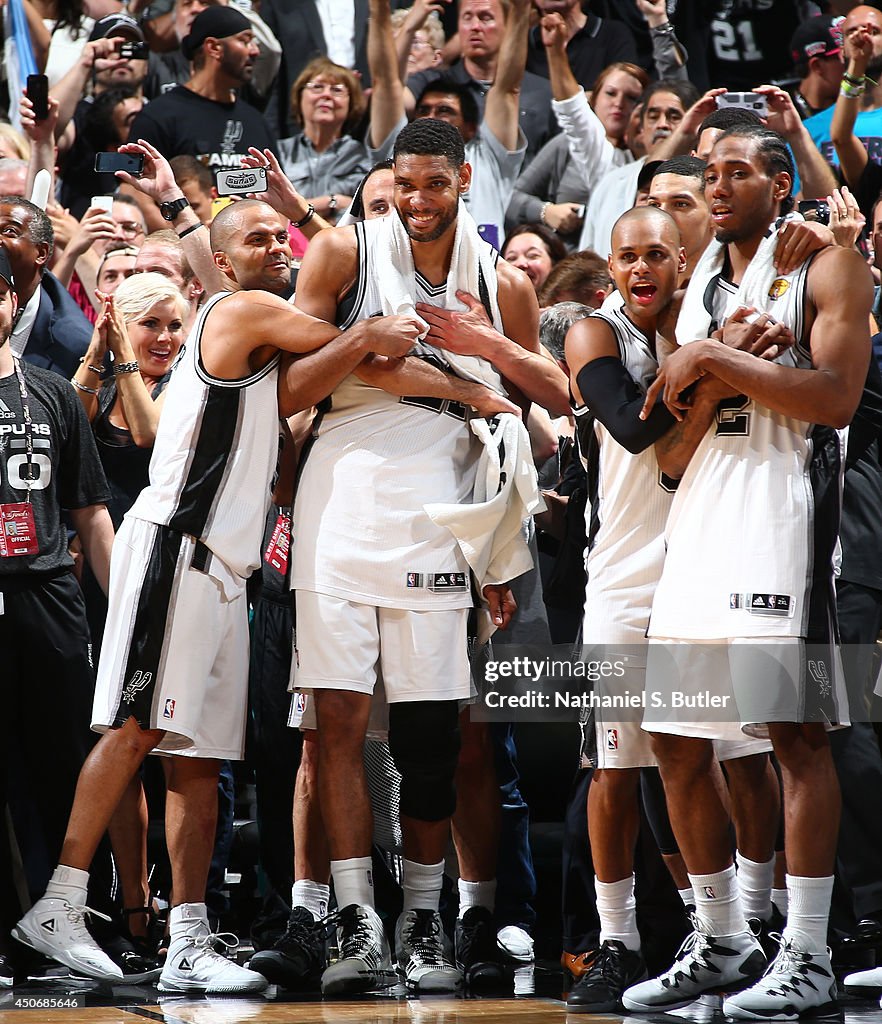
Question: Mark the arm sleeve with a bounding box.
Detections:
[650,23,689,82]
[576,355,675,455]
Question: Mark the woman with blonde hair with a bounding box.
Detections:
[278,56,371,224]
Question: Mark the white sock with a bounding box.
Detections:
[736,851,774,921]
[690,865,748,937]
[458,878,496,916]
[402,859,443,913]
[45,865,89,907]
[331,856,374,911]
[678,886,695,910]
[595,875,640,951]
[292,880,330,920]
[772,887,789,916]
[169,902,209,942]
[783,874,833,954]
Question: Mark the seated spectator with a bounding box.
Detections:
[391,5,445,79]
[538,249,610,308]
[278,58,370,225]
[169,155,214,225]
[509,53,647,249]
[0,195,92,376]
[0,124,31,161]
[502,223,567,295]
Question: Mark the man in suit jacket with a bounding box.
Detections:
[0,196,92,379]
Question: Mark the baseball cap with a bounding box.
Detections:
[0,249,14,289]
[790,15,843,65]
[182,6,251,60]
[89,13,145,42]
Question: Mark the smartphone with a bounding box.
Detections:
[90,195,115,215]
[26,74,49,122]
[715,91,768,118]
[94,151,145,176]
[797,199,831,225]
[215,166,268,197]
[118,40,149,59]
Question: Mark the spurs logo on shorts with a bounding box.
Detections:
[808,659,831,697]
[122,669,153,703]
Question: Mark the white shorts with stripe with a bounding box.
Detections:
[292,591,471,703]
[91,517,249,759]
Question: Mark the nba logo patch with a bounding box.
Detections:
[606,729,618,750]
[163,698,176,720]
[703,885,715,899]
[768,278,789,300]
[295,692,307,714]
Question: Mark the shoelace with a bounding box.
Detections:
[323,906,375,961]
[760,933,811,987]
[457,912,494,963]
[666,916,716,976]
[403,913,447,966]
[193,930,240,960]
[590,943,628,986]
[68,904,112,941]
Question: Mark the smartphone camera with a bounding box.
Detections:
[797,199,831,226]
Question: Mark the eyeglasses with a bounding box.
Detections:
[117,221,145,238]
[304,81,348,96]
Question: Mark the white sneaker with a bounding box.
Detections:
[395,909,461,993]
[843,965,882,991]
[321,904,396,997]
[12,897,123,982]
[622,921,765,1012]
[722,938,838,1021]
[497,925,534,963]
[159,931,267,995]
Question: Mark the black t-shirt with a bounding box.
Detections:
[127,85,278,171]
[706,0,802,91]
[0,362,110,577]
[526,14,637,90]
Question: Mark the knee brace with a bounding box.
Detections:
[388,700,461,821]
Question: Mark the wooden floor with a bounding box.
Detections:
[3,971,882,1024]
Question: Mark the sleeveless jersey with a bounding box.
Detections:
[649,255,843,640]
[128,291,282,579]
[290,219,482,609]
[575,297,676,645]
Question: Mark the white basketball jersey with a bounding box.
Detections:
[129,291,282,579]
[290,220,482,609]
[650,256,843,639]
[576,298,676,644]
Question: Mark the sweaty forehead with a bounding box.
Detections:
[706,136,757,167]
[394,153,458,177]
[613,210,679,250]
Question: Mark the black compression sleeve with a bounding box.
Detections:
[576,355,676,455]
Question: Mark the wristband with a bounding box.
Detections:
[113,359,140,376]
[540,202,550,226]
[177,221,204,239]
[292,203,315,229]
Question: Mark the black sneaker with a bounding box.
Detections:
[566,939,647,1013]
[454,907,513,994]
[249,907,326,989]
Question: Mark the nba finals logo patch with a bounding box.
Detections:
[703,886,716,899]
[606,729,618,750]
[768,278,789,300]
[163,698,176,720]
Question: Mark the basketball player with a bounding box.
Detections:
[287,117,566,997]
[14,200,424,994]
[564,206,787,1013]
[623,126,872,1020]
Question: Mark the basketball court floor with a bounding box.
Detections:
[3,964,882,1023]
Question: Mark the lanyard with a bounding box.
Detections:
[12,356,35,503]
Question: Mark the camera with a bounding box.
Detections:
[797,199,831,226]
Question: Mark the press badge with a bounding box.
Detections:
[0,502,38,556]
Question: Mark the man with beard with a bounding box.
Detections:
[623,124,871,1021]
[286,117,567,998]
[128,5,276,172]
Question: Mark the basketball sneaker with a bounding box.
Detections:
[13,897,123,982]
[249,906,326,989]
[567,939,647,1013]
[622,920,766,1012]
[454,906,513,994]
[320,904,396,997]
[159,925,267,994]
[395,909,462,994]
[722,938,839,1021]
